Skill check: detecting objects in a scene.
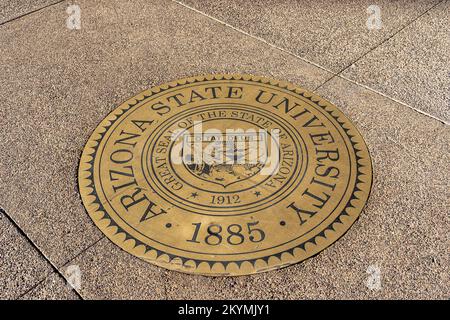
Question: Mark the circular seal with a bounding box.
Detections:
[79,74,372,276]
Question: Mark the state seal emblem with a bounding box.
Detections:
[79,74,372,275]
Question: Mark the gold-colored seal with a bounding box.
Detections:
[79,74,372,276]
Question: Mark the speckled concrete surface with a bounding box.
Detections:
[0,0,60,24]
[62,238,167,299]
[179,0,440,72]
[0,0,448,299]
[342,0,450,123]
[0,212,53,299]
[19,272,79,300]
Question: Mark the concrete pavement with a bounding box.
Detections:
[0,0,448,299]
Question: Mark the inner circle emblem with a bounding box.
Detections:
[79,74,372,275]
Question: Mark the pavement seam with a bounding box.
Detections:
[16,270,58,300]
[171,0,337,76]
[57,234,172,300]
[1,0,446,125]
[2,0,445,124]
[333,0,444,76]
[0,0,66,27]
[172,0,449,126]
[338,74,449,125]
[59,235,105,268]
[330,0,449,125]
[18,235,105,300]
[312,73,338,92]
[0,207,83,300]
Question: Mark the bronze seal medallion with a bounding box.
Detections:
[79,74,372,276]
